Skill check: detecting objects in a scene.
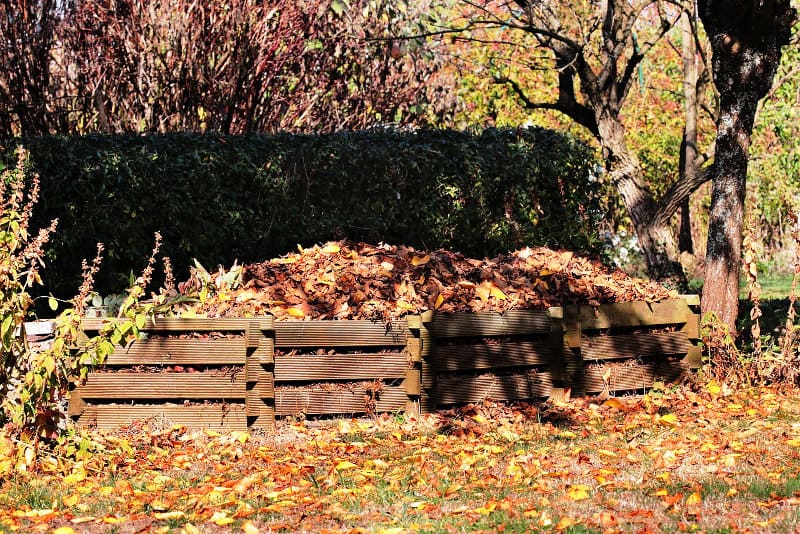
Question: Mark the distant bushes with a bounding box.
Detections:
[0,128,603,298]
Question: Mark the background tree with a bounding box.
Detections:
[407,0,712,288]
[698,0,797,330]
[0,0,453,135]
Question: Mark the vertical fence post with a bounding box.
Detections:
[407,311,436,413]
[547,307,568,401]
[680,295,703,369]
[561,305,583,397]
[245,319,275,432]
[403,316,422,416]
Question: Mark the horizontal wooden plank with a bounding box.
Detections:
[433,339,552,372]
[577,300,693,331]
[83,317,273,333]
[104,339,246,365]
[435,371,553,405]
[581,331,690,361]
[76,373,246,399]
[274,352,409,381]
[275,320,409,347]
[429,310,551,339]
[72,403,247,430]
[680,294,701,306]
[583,360,687,393]
[275,384,408,415]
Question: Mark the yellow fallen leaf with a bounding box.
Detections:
[210,511,234,526]
[52,528,75,534]
[396,300,415,310]
[704,379,721,395]
[154,511,185,520]
[411,255,430,266]
[285,307,305,318]
[472,501,497,515]
[321,243,340,254]
[555,517,576,530]
[241,521,260,534]
[567,484,590,501]
[231,431,250,444]
[434,294,444,309]
[489,285,507,300]
[335,460,359,471]
[659,413,680,427]
[63,467,87,485]
[686,492,703,506]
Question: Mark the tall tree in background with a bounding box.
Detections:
[426,0,710,288]
[698,0,797,330]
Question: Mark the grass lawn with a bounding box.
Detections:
[4,383,800,533]
[740,273,796,300]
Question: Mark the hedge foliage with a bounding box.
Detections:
[0,128,603,299]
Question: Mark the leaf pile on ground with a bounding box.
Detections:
[4,383,800,533]
[180,241,677,320]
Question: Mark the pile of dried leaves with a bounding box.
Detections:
[178,241,677,320]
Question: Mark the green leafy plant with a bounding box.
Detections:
[1,147,59,428]
[0,147,165,461]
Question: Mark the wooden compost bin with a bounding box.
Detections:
[409,296,701,408]
[408,309,562,411]
[70,318,274,431]
[69,297,700,430]
[560,296,701,396]
[70,317,420,430]
[271,319,418,418]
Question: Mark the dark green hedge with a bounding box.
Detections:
[1,128,603,298]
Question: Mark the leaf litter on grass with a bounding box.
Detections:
[4,383,800,533]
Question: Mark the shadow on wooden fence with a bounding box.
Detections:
[69,297,701,431]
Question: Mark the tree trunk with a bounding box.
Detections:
[598,115,688,290]
[698,0,796,332]
[701,92,755,330]
[678,10,698,255]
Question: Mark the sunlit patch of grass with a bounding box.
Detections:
[3,478,64,510]
[744,473,800,500]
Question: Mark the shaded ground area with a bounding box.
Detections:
[3,382,800,533]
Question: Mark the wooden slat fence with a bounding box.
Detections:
[68,297,701,430]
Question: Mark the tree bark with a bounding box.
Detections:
[678,10,699,255]
[698,0,796,331]
[597,114,687,288]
